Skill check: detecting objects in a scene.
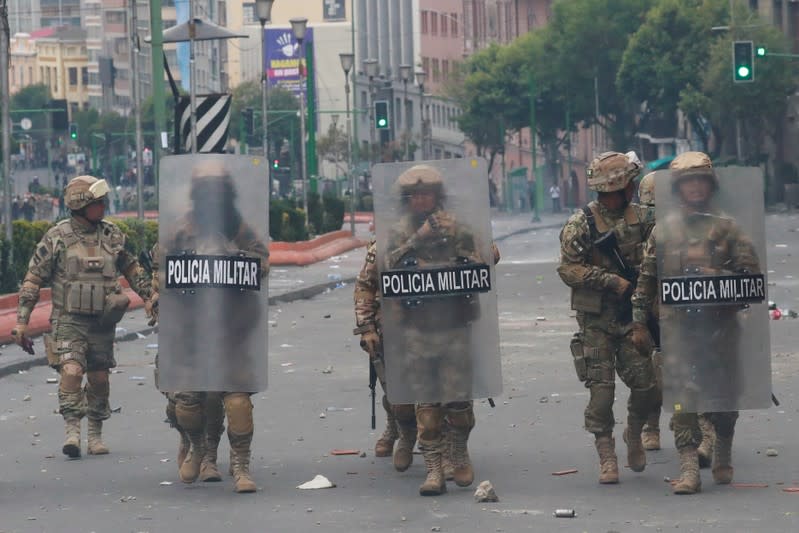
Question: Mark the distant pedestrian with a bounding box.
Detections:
[550,183,561,213]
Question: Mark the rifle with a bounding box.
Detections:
[138,250,154,275]
[369,358,377,430]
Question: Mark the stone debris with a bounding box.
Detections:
[474,480,499,503]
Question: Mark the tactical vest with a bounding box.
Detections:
[659,213,735,275]
[571,202,649,315]
[51,220,121,316]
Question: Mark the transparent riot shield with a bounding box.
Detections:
[372,159,502,404]
[157,154,270,392]
[655,167,771,413]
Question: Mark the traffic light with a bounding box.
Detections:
[69,123,78,140]
[374,100,389,130]
[273,159,279,169]
[732,40,754,83]
[756,45,766,57]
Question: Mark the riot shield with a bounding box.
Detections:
[372,159,502,404]
[655,167,771,413]
[157,154,270,392]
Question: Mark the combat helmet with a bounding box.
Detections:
[64,175,110,211]
[669,151,718,192]
[638,172,656,206]
[395,164,445,200]
[587,151,642,192]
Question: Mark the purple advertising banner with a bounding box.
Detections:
[265,27,315,97]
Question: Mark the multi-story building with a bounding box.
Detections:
[35,26,89,119]
[6,0,42,35]
[9,30,48,94]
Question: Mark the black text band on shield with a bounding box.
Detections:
[165,255,261,291]
[380,264,491,298]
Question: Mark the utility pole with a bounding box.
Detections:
[529,72,542,222]
[130,0,144,219]
[149,0,165,182]
[1,0,12,253]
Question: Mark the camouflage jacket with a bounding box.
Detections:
[632,209,760,324]
[17,217,152,324]
[557,201,653,322]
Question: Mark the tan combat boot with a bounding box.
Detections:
[178,433,205,484]
[229,432,257,493]
[449,427,474,487]
[595,434,619,484]
[673,446,701,494]
[200,401,225,482]
[642,410,661,451]
[62,418,82,458]
[441,428,455,481]
[393,421,416,472]
[87,419,109,455]
[697,415,715,469]
[177,431,190,466]
[200,434,223,482]
[623,421,647,473]
[375,396,398,457]
[712,434,734,484]
[419,442,446,496]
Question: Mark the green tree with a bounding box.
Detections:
[10,84,52,151]
[617,0,729,148]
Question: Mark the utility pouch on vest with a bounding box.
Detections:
[571,288,602,314]
[43,334,58,368]
[99,291,131,327]
[63,282,106,315]
[570,333,588,382]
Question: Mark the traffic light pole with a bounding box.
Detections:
[130,0,145,220]
[1,0,12,252]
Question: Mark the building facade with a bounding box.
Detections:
[35,27,89,119]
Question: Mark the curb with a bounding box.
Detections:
[493,221,565,242]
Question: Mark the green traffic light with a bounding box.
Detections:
[756,46,766,57]
[737,66,750,78]
[377,118,387,127]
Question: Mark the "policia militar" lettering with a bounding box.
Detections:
[380,264,491,298]
[165,254,261,291]
[660,273,765,306]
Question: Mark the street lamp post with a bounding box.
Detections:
[399,64,412,161]
[255,0,274,164]
[290,17,309,226]
[415,69,427,160]
[364,59,379,166]
[339,52,355,234]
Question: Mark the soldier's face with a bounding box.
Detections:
[678,177,712,207]
[409,189,437,215]
[84,200,106,223]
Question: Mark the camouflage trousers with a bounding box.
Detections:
[164,391,225,443]
[401,329,471,403]
[52,316,116,421]
[671,411,738,450]
[577,316,657,435]
[416,401,475,450]
[174,391,254,441]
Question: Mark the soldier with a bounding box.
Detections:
[160,161,269,493]
[557,152,658,484]
[355,237,501,479]
[354,239,418,472]
[637,173,716,457]
[149,244,227,482]
[632,151,760,494]
[380,164,496,496]
[11,175,156,458]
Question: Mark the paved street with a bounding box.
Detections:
[1,212,798,532]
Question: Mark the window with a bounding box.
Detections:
[29,67,33,84]
[163,19,176,29]
[243,3,256,24]
[82,67,88,85]
[421,10,428,34]
[441,14,448,37]
[360,91,367,124]
[432,58,440,82]
[442,60,449,80]
[422,57,430,79]
[396,97,402,126]
[451,13,459,37]
[431,12,438,35]
[69,67,78,86]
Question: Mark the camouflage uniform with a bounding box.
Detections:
[632,152,760,494]
[13,176,154,458]
[151,243,226,481]
[557,152,657,484]
[161,161,269,493]
[380,165,495,496]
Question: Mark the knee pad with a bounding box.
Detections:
[224,393,254,435]
[392,403,416,424]
[445,402,475,430]
[415,405,443,442]
[59,362,84,392]
[175,401,205,432]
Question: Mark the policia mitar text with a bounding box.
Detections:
[165,254,262,291]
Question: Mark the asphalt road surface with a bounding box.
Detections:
[1,214,798,532]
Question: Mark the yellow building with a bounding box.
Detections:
[35,27,89,120]
[9,32,42,95]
